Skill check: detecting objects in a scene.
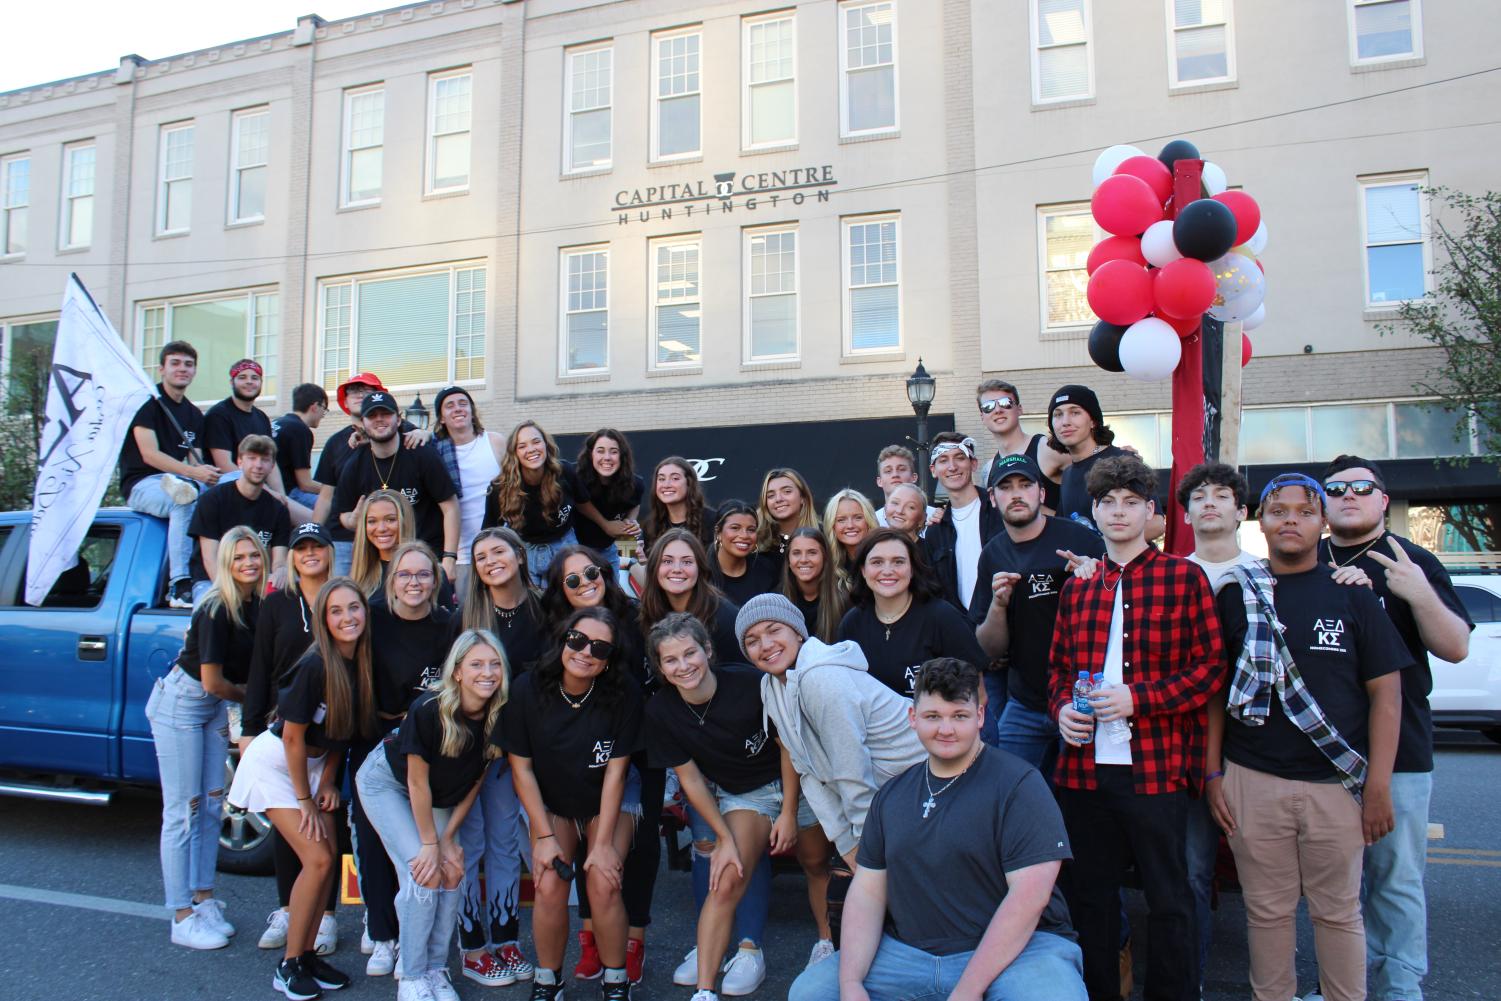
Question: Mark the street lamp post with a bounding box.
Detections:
[905,359,936,498]
[405,393,431,431]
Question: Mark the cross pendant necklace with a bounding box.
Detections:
[921,795,938,818]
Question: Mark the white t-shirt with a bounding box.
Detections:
[1187,549,1262,595]
[950,495,983,612]
[1094,584,1133,765]
[454,435,501,565]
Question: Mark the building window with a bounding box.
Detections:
[1167,0,1234,86]
[843,215,900,354]
[60,144,96,249]
[1311,403,1389,459]
[342,86,384,207]
[157,124,194,235]
[744,13,797,149]
[1,154,29,256]
[1394,402,1470,458]
[2,316,58,415]
[649,237,702,369]
[566,45,613,173]
[840,1,898,136]
[230,109,269,224]
[653,30,702,162]
[1348,0,1422,63]
[561,248,609,374]
[1240,407,1310,464]
[427,70,472,194]
[1361,173,1428,306]
[317,263,486,391]
[745,227,798,362]
[137,289,279,403]
[1038,204,1098,329]
[1031,0,1093,104]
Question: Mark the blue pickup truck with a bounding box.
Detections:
[0,508,272,873]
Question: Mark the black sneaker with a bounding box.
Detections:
[531,979,566,1001]
[300,952,351,991]
[274,957,323,1001]
[601,978,632,1001]
[168,578,193,609]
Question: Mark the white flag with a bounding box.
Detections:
[25,275,153,605]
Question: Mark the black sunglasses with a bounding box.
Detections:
[978,397,1015,415]
[1323,479,1380,498]
[563,629,615,660]
[564,565,603,589]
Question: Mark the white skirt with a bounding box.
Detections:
[228,730,328,813]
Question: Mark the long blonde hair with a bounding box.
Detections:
[285,528,333,597]
[311,578,377,742]
[382,540,442,616]
[491,420,564,532]
[755,467,817,553]
[350,489,415,596]
[437,629,509,761]
[822,488,879,590]
[205,525,268,628]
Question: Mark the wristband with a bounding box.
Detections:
[297,795,312,801]
[537,833,556,840]
[442,551,458,560]
[422,841,438,846]
[1205,770,1224,782]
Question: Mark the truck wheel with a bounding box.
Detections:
[218,753,275,875]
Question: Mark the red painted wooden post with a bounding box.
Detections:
[1165,159,1206,556]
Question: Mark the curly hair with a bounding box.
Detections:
[577,428,640,512]
[539,543,638,627]
[491,420,565,533]
[533,606,630,710]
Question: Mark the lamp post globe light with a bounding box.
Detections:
[405,393,431,431]
[906,359,936,497]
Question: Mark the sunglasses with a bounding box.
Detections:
[1323,479,1380,498]
[564,565,603,590]
[563,629,615,660]
[978,397,1015,415]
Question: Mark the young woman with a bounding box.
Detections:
[881,483,929,541]
[640,529,741,661]
[755,468,817,557]
[502,607,645,1001]
[455,526,548,671]
[242,522,340,956]
[838,528,990,699]
[575,429,646,574]
[230,577,373,1000]
[349,489,457,613]
[641,456,712,552]
[708,501,780,607]
[148,526,267,951]
[779,527,846,644]
[541,545,646,686]
[486,420,603,578]
[821,489,878,589]
[431,385,507,596]
[357,629,510,1001]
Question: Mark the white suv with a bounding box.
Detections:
[1429,572,1501,744]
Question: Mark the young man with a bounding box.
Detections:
[922,433,1003,612]
[789,658,1086,1001]
[873,445,936,528]
[431,384,507,595]
[1049,454,1222,1001]
[202,358,272,473]
[271,382,328,510]
[117,340,218,608]
[1316,455,1472,1001]
[1048,385,1166,541]
[972,454,1103,761]
[976,380,1065,514]
[1207,472,1407,1001]
[186,434,291,604]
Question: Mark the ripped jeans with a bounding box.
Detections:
[146,666,230,911]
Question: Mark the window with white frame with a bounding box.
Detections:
[561,247,609,374]
[745,227,798,361]
[840,1,898,136]
[1361,173,1428,306]
[1,154,29,256]
[342,86,384,207]
[137,289,279,403]
[157,124,194,234]
[60,144,95,249]
[1349,0,1422,63]
[566,46,613,172]
[650,237,701,369]
[843,216,900,353]
[2,316,58,415]
[318,263,486,391]
[230,109,269,223]
[1031,0,1092,104]
[744,14,797,148]
[653,30,702,161]
[1038,204,1099,329]
[1167,0,1234,86]
[427,70,472,193]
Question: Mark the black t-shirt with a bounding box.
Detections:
[704,599,742,666]
[370,604,454,717]
[484,461,586,544]
[186,481,292,583]
[839,598,990,698]
[711,553,783,607]
[858,746,1074,956]
[497,669,643,820]
[575,473,646,550]
[384,691,490,808]
[175,596,260,684]
[313,421,420,542]
[274,650,364,754]
[1218,566,1411,782]
[202,398,272,464]
[968,518,1105,711]
[793,594,821,640]
[118,386,206,498]
[271,412,315,488]
[1321,532,1473,774]
[447,600,550,675]
[244,587,317,737]
[1055,445,1128,534]
[332,441,457,553]
[645,665,779,793]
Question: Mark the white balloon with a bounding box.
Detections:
[1201,161,1228,196]
[1242,303,1267,331]
[1247,220,1269,255]
[1092,144,1145,187]
[1118,317,1183,382]
[1140,220,1183,268]
[1205,253,1266,323]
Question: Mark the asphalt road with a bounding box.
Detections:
[2,734,1497,1001]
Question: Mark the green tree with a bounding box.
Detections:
[0,334,50,512]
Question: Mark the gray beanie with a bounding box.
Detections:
[734,593,809,655]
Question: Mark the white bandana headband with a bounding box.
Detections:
[929,437,977,466]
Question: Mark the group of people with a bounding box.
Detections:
[127,339,1471,1001]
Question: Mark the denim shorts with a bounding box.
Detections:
[693,776,818,828]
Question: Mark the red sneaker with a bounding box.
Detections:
[463,950,517,987]
[574,930,603,981]
[626,937,646,985]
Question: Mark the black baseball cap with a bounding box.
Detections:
[289,522,333,548]
[360,391,398,418]
[986,453,1044,490]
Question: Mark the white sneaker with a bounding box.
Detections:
[367,939,398,976]
[691,992,719,1001]
[361,912,374,954]
[315,913,337,956]
[258,909,290,949]
[720,947,766,996]
[193,898,236,938]
[161,473,198,506]
[397,977,437,1001]
[806,939,835,968]
[672,948,699,987]
[171,911,230,950]
[427,969,461,1001]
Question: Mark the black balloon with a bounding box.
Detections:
[1172,198,1238,262]
[1088,320,1128,373]
[1158,138,1201,170]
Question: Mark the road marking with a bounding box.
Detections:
[1429,847,1501,857]
[0,883,167,921]
[1428,858,1501,868]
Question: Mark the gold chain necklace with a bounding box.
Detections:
[1326,534,1383,569]
[371,449,398,490]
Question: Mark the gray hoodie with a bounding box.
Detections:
[760,637,926,856]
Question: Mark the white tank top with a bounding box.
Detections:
[455,435,501,564]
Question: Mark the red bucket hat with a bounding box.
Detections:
[336,372,386,415]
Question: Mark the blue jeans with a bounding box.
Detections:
[995,700,1058,774]
[789,930,1087,1001]
[1184,793,1221,985]
[980,673,1005,747]
[333,540,354,578]
[686,797,773,947]
[191,579,214,607]
[145,667,229,910]
[289,486,320,509]
[129,474,198,584]
[457,760,524,951]
[524,528,578,580]
[1364,770,1433,1000]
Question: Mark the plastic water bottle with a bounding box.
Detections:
[1092,671,1132,744]
[1071,671,1095,744]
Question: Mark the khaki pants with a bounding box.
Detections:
[1224,761,1367,1001]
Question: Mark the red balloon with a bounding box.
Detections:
[1114,155,1173,205]
[1087,259,1154,326]
[1086,235,1147,276]
[1152,258,1216,320]
[1241,334,1254,367]
[1212,191,1262,247]
[1092,174,1164,237]
[1160,311,1202,338]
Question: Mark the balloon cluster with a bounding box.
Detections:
[1084,139,1269,381]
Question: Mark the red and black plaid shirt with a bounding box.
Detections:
[1048,545,1224,796]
